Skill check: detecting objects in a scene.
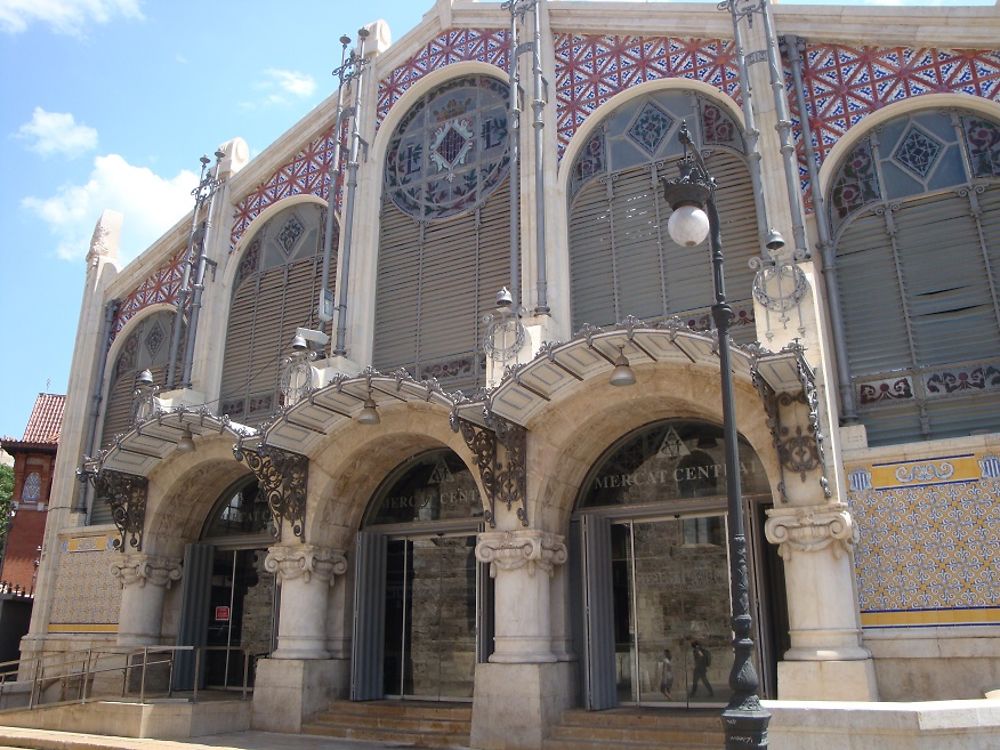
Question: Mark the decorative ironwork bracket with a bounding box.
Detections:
[450,408,528,528]
[751,343,831,501]
[233,442,308,541]
[91,469,148,552]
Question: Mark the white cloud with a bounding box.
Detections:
[22,153,197,262]
[0,0,143,35]
[16,107,98,158]
[241,68,317,109]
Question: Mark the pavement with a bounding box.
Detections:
[0,727,466,750]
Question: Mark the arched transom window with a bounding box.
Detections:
[829,109,1000,445]
[374,75,511,392]
[220,202,335,424]
[567,90,759,343]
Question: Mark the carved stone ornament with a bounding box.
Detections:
[264,544,348,584]
[764,506,857,562]
[233,443,308,541]
[450,408,528,527]
[93,469,148,552]
[475,530,568,578]
[110,553,182,589]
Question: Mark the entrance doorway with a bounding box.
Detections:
[573,419,780,710]
[352,450,490,702]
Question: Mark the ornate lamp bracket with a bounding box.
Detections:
[752,342,831,501]
[89,469,149,552]
[450,406,528,528]
[233,442,308,541]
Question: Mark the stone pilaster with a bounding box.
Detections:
[765,505,879,700]
[471,529,574,750]
[111,553,182,646]
[265,544,347,659]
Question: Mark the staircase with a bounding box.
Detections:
[543,707,724,749]
[303,700,472,748]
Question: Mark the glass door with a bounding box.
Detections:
[384,534,478,700]
[205,548,276,689]
[612,515,735,707]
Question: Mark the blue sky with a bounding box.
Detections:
[0,0,995,438]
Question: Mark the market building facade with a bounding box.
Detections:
[23,1,1000,747]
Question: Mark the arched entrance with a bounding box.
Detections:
[351,449,491,701]
[572,419,783,709]
[174,476,277,690]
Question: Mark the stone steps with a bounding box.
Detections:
[543,707,724,750]
[302,700,472,748]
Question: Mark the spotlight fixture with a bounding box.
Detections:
[609,345,636,387]
[176,426,196,453]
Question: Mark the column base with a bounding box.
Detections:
[251,658,348,732]
[471,661,574,750]
[778,658,879,701]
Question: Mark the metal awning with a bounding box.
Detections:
[85,408,256,477]
[262,369,457,454]
[488,322,758,427]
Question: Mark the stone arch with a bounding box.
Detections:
[143,436,254,558]
[304,401,488,549]
[524,360,781,534]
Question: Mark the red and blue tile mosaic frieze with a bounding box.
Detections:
[112,248,187,338]
[229,118,348,251]
[790,44,1000,203]
[377,28,509,127]
[553,34,740,156]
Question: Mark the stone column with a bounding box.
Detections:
[471,529,574,750]
[252,543,349,733]
[111,553,182,646]
[265,543,347,659]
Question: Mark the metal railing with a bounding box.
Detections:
[0,645,261,712]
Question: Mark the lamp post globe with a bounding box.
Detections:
[667,204,711,247]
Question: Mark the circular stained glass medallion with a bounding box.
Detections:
[384,75,510,220]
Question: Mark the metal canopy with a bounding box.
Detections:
[262,369,457,455]
[86,408,256,477]
[488,319,761,427]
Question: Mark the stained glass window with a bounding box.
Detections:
[384,75,510,220]
[22,472,41,502]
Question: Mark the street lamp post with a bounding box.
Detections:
[662,122,780,749]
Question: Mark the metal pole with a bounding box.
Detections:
[181,150,226,386]
[318,36,352,337]
[530,0,549,315]
[28,659,38,709]
[166,156,211,388]
[167,649,175,699]
[193,648,200,703]
[506,3,521,316]
[333,28,370,357]
[784,34,857,422]
[139,647,147,704]
[707,188,771,750]
[241,651,250,701]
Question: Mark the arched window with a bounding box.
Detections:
[567,91,759,342]
[101,310,181,448]
[828,109,1000,445]
[374,75,511,391]
[21,472,41,502]
[219,202,334,423]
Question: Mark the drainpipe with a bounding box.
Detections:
[318,36,352,335]
[785,34,858,421]
[333,28,370,357]
[506,5,522,315]
[181,150,225,387]
[761,0,808,257]
[75,298,119,515]
[530,0,549,315]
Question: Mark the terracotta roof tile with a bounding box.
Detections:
[21,394,65,445]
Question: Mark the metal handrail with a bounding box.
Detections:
[0,645,258,713]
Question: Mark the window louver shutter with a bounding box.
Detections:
[373,180,511,393]
[569,151,759,345]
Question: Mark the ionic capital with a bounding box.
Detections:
[476,530,567,578]
[110,553,182,589]
[264,544,347,584]
[765,505,857,562]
